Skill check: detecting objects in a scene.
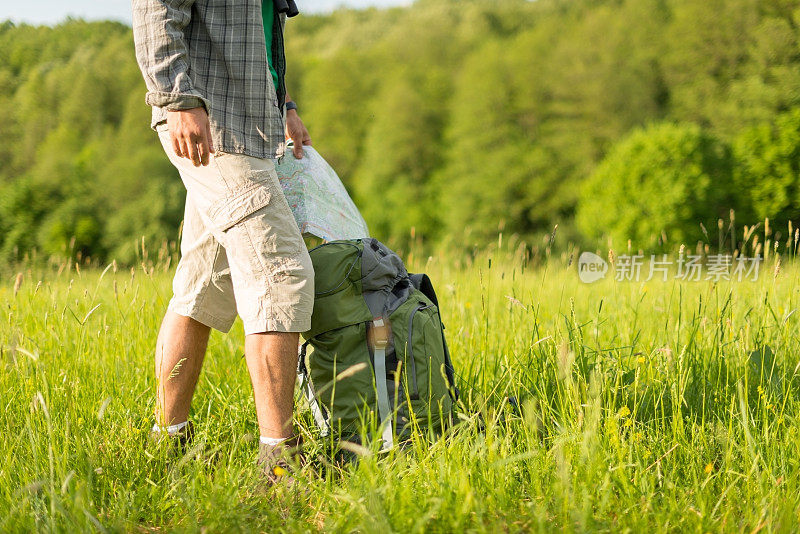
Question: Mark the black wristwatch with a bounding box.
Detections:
[285,101,298,113]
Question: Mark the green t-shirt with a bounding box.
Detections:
[261,1,279,93]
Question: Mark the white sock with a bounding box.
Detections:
[152,421,189,435]
[260,436,289,446]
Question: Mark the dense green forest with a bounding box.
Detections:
[1,0,799,263]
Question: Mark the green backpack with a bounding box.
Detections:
[298,238,459,448]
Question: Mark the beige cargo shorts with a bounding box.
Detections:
[157,124,314,335]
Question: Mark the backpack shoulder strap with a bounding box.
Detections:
[368,318,394,449]
[409,273,439,307]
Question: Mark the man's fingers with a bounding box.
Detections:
[177,137,190,160]
[196,128,212,166]
[291,133,304,158]
[292,141,304,159]
[172,133,184,158]
[165,108,213,164]
[198,138,210,166]
[301,126,312,146]
[206,122,215,154]
[182,133,201,166]
[189,141,202,166]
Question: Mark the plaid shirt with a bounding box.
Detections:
[132,0,287,159]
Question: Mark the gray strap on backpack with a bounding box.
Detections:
[303,375,330,436]
[298,343,331,436]
[370,318,394,449]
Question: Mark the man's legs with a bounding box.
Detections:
[154,127,314,457]
[152,187,235,431]
[154,314,298,437]
[155,311,211,427]
[245,332,300,439]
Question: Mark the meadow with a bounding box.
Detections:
[2,238,800,532]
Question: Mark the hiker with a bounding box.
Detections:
[132,0,313,483]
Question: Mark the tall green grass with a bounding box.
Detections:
[2,240,800,532]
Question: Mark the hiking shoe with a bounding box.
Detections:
[257,437,304,486]
[148,421,195,456]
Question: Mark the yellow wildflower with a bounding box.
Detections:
[272,466,289,478]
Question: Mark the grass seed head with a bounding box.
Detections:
[13,273,23,296]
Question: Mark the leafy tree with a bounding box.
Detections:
[432,39,537,246]
[733,108,800,227]
[352,71,441,241]
[0,177,54,260]
[662,0,760,133]
[299,50,376,184]
[37,198,102,258]
[2,1,800,262]
[576,123,737,250]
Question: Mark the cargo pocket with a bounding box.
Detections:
[206,184,272,233]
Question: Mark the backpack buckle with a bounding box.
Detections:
[368,317,390,350]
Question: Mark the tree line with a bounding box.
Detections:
[1,0,799,264]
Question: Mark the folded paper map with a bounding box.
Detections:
[274,144,370,241]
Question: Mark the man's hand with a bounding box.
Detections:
[167,107,215,166]
[285,109,312,159]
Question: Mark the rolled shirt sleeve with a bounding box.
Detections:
[132,0,210,111]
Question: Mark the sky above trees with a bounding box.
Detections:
[0,0,413,25]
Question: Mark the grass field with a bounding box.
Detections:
[2,239,800,532]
